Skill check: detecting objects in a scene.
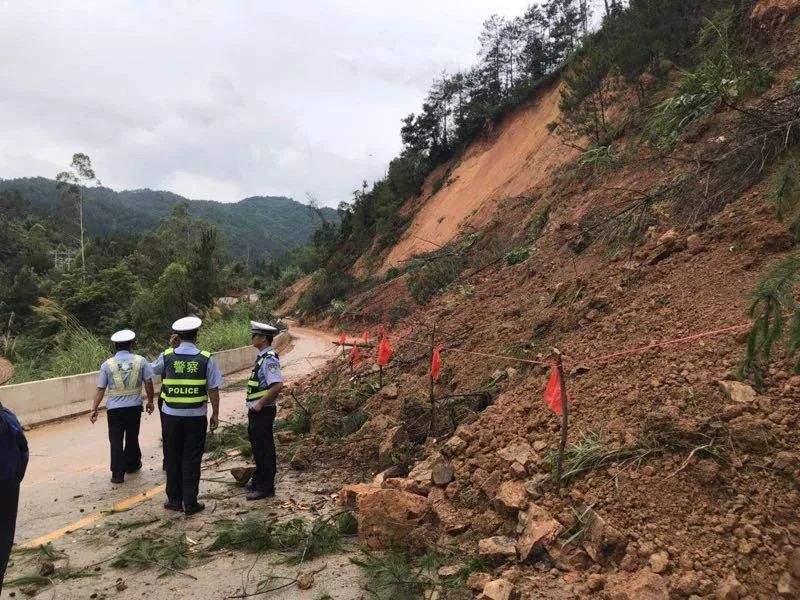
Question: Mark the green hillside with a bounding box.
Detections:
[0,177,339,260]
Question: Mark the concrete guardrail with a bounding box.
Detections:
[0,331,290,427]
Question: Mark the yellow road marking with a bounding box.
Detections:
[21,483,166,548]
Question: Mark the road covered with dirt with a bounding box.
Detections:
[5,324,370,599]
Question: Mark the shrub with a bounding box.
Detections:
[406,255,465,304]
[505,247,531,266]
[296,268,357,315]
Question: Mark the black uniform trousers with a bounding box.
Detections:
[157,395,166,469]
[107,406,143,476]
[162,413,207,506]
[0,479,20,594]
[248,405,277,493]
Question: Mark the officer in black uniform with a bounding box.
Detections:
[0,402,28,593]
[245,320,284,501]
[151,317,222,515]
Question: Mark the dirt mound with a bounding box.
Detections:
[377,81,577,275]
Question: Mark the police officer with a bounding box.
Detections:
[151,316,222,515]
[245,320,284,501]
[156,333,181,471]
[90,329,155,484]
[0,402,28,594]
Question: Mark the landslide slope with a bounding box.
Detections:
[290,2,800,598]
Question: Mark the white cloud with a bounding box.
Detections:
[0,0,532,206]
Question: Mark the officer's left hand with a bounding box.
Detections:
[145,401,154,415]
[209,414,219,432]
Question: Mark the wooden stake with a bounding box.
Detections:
[429,323,437,437]
[379,364,384,388]
[552,348,570,490]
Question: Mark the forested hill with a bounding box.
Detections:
[0,177,339,260]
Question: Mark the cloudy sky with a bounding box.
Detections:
[0,1,532,206]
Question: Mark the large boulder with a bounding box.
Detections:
[517,503,562,562]
[339,483,380,509]
[357,489,429,549]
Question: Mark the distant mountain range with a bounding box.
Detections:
[0,177,339,260]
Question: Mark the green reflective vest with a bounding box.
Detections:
[160,347,211,410]
[246,349,277,403]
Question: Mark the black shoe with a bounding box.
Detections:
[111,473,124,484]
[184,502,205,516]
[164,501,183,512]
[125,462,142,474]
[246,488,275,501]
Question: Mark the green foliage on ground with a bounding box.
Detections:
[406,255,466,304]
[741,252,800,387]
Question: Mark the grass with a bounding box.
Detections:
[12,543,66,561]
[3,569,97,589]
[198,317,252,352]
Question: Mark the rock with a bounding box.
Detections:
[431,462,455,487]
[789,547,800,578]
[694,459,721,484]
[441,436,468,458]
[532,440,547,452]
[587,573,606,592]
[296,569,314,590]
[686,234,704,253]
[715,574,744,599]
[509,462,527,479]
[581,508,627,564]
[605,568,669,600]
[672,570,701,596]
[716,380,757,404]
[339,483,379,509]
[373,465,404,486]
[378,426,408,465]
[357,489,429,550]
[478,536,518,562]
[647,229,686,264]
[115,579,128,592]
[437,565,462,578]
[774,451,798,473]
[778,572,798,597]
[381,383,399,399]
[649,551,669,574]
[517,504,562,562]
[468,572,493,591]
[494,480,528,513]
[38,561,55,576]
[430,499,469,534]
[289,446,311,470]
[230,466,256,486]
[569,365,590,377]
[482,578,514,600]
[406,453,442,495]
[497,441,534,467]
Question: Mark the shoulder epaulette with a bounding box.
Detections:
[200,350,211,358]
[164,348,175,356]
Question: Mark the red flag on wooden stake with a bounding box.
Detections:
[430,345,443,381]
[542,364,565,415]
[339,332,346,346]
[377,337,393,366]
[350,344,361,367]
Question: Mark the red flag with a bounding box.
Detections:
[363,329,370,345]
[430,345,443,381]
[543,365,565,415]
[339,332,346,347]
[377,337,393,366]
[350,344,361,367]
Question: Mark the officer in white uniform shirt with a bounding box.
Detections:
[150,316,222,515]
[244,321,284,501]
[90,329,155,484]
